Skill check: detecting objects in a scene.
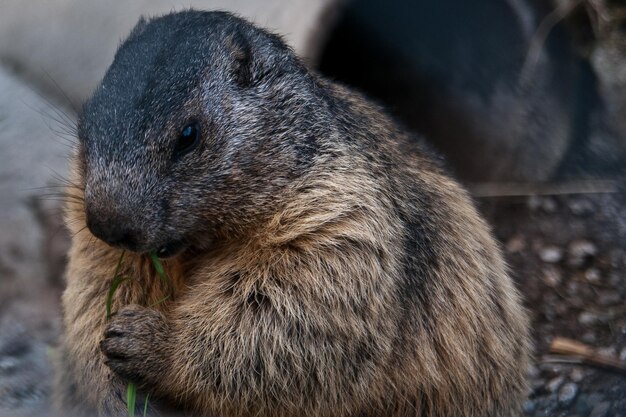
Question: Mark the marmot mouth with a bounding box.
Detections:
[155,240,187,259]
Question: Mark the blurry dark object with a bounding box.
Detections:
[320,0,626,182]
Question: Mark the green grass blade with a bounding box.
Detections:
[106,274,129,320]
[127,382,137,417]
[113,250,126,280]
[149,253,172,296]
[143,393,150,417]
[149,252,165,275]
[148,294,170,308]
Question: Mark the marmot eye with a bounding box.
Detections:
[174,123,200,157]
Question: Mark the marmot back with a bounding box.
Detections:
[55,10,530,417]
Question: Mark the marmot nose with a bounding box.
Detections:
[86,215,141,250]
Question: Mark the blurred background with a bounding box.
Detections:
[0,0,624,416]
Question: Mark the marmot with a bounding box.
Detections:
[55,10,530,417]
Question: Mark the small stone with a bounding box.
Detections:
[542,265,562,287]
[506,235,526,253]
[558,382,578,405]
[539,362,564,376]
[585,268,602,283]
[553,301,568,315]
[542,197,557,212]
[0,356,19,373]
[547,375,565,393]
[620,347,626,361]
[579,312,600,325]
[527,195,542,211]
[569,198,594,215]
[590,402,611,417]
[569,368,584,382]
[527,365,540,379]
[582,332,597,344]
[567,240,598,268]
[540,246,563,263]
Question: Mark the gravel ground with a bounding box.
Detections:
[479,190,626,417]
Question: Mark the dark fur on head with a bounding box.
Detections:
[56,10,530,417]
[79,11,325,256]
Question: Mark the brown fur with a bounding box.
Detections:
[54,11,530,417]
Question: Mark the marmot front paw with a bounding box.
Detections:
[100,304,170,389]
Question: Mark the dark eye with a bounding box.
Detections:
[174,123,200,157]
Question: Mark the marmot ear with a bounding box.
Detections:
[225,30,254,87]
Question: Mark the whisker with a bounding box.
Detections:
[36,190,84,199]
[41,68,80,114]
[72,225,89,239]
[24,100,78,142]
[48,170,85,191]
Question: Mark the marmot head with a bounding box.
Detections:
[77,11,330,257]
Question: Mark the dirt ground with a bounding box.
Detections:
[479,190,626,416]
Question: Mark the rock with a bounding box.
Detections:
[569,368,584,383]
[527,195,543,211]
[540,246,563,263]
[557,382,578,405]
[620,347,626,362]
[527,196,558,213]
[0,67,70,293]
[0,357,20,374]
[546,376,565,393]
[506,235,526,253]
[0,66,67,417]
[581,331,597,344]
[579,312,601,325]
[589,402,611,417]
[527,364,540,379]
[541,197,557,213]
[542,265,562,287]
[569,198,594,216]
[567,239,598,268]
[584,268,602,283]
